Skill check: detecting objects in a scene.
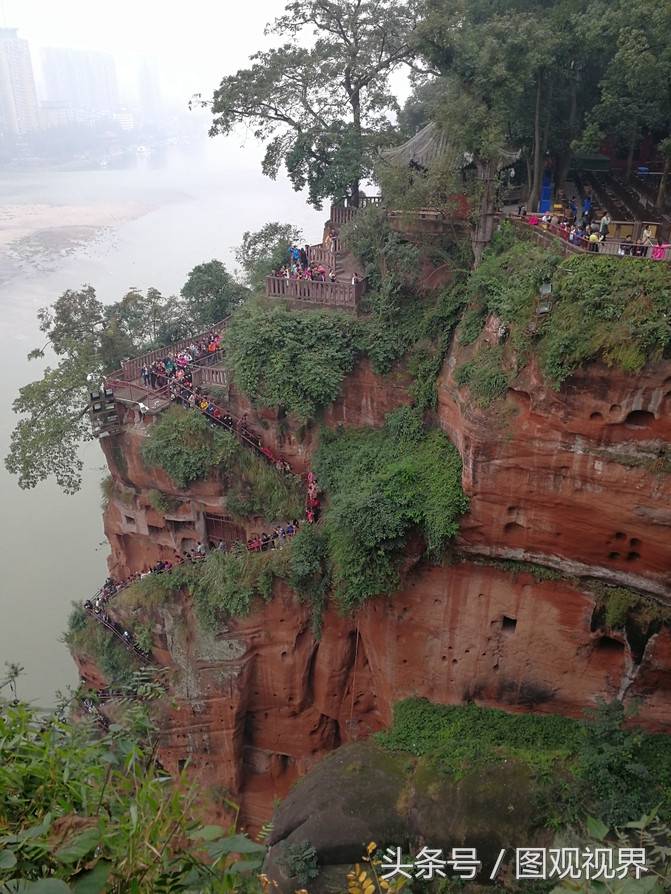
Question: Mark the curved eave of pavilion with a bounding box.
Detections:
[380,121,519,171]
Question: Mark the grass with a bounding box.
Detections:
[377,697,671,826]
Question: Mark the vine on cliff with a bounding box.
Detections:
[314,408,469,610]
[141,406,303,521]
[456,224,671,396]
[224,305,360,421]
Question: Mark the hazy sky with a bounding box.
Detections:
[2,0,285,106]
[2,0,409,113]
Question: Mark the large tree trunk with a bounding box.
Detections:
[349,89,362,207]
[625,135,636,183]
[656,155,670,209]
[472,157,497,268]
[528,74,543,211]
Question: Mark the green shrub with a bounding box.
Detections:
[377,698,584,777]
[377,698,671,826]
[142,406,239,488]
[454,345,511,407]
[65,615,136,686]
[279,841,319,887]
[0,699,265,890]
[225,449,304,521]
[147,489,179,513]
[288,525,330,636]
[117,564,202,612]
[314,409,469,609]
[224,305,360,421]
[462,231,671,388]
[134,623,154,654]
[192,548,290,627]
[64,602,88,641]
[458,305,487,345]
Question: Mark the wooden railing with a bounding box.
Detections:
[111,317,230,383]
[307,243,336,268]
[329,195,383,226]
[104,378,170,405]
[197,365,230,388]
[387,208,469,237]
[265,275,364,307]
[503,215,671,261]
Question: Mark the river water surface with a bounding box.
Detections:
[0,136,322,705]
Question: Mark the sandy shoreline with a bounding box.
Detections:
[0,201,153,248]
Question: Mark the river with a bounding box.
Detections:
[0,136,322,705]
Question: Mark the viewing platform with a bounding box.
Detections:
[265,275,364,308]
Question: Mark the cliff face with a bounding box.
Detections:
[81,343,671,830]
[440,352,671,598]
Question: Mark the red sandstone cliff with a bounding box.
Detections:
[77,341,671,830]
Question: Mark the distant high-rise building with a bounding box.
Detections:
[0,28,40,135]
[137,60,163,123]
[42,47,119,116]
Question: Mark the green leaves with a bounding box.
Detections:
[224,305,360,421]
[235,222,304,292]
[54,828,101,865]
[0,700,267,892]
[209,0,417,206]
[71,861,113,894]
[0,849,18,869]
[142,406,239,488]
[314,409,468,609]
[181,260,249,324]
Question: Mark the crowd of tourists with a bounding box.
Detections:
[83,484,320,656]
[517,195,670,259]
[139,331,222,391]
[133,340,295,475]
[272,243,337,282]
[83,592,152,662]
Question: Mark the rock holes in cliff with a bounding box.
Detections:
[501,616,517,635]
[590,412,603,421]
[625,410,655,428]
[626,551,640,562]
[630,537,641,547]
[280,650,288,660]
[614,532,626,541]
[596,636,625,653]
[504,522,524,535]
[608,551,621,560]
[609,404,622,416]
[507,506,518,514]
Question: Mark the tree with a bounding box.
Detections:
[235,222,303,291]
[6,263,240,495]
[414,5,552,263]
[588,27,665,182]
[180,260,249,325]
[205,0,419,208]
[5,344,99,493]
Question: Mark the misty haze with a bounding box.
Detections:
[0,1,322,703]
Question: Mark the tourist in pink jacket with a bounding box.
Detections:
[651,239,670,261]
